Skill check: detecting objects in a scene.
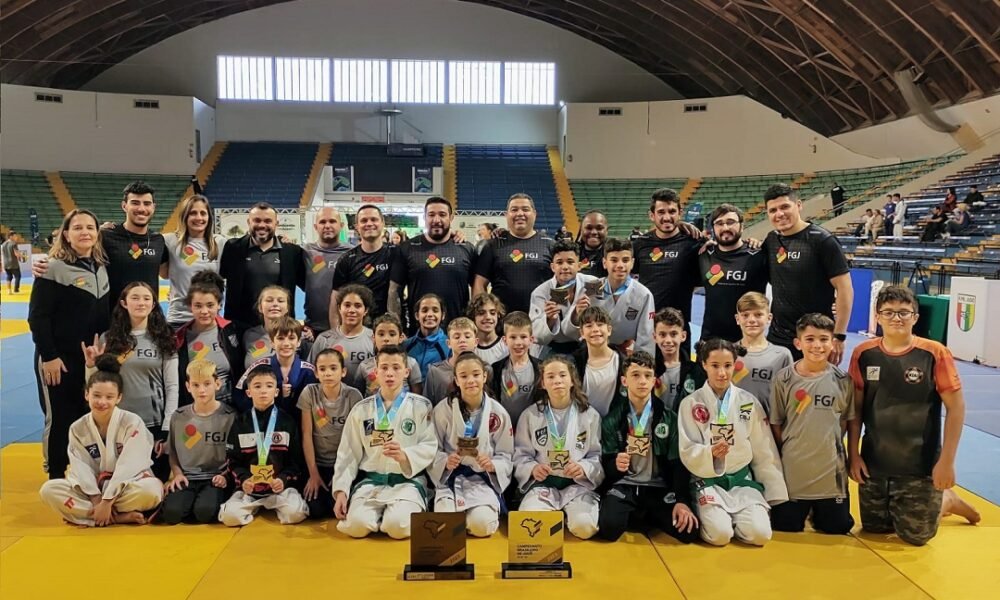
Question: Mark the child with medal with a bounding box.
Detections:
[597,351,698,542]
[429,352,514,537]
[218,364,307,526]
[332,345,437,539]
[677,339,787,546]
[513,356,604,539]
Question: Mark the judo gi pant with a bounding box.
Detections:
[859,476,942,546]
[162,480,228,524]
[305,465,335,520]
[519,487,600,540]
[698,501,772,546]
[434,496,500,537]
[40,477,163,526]
[771,497,854,535]
[219,489,308,526]
[597,484,698,543]
[337,485,424,539]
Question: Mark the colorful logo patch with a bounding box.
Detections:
[706,263,724,285]
[182,245,198,265]
[489,412,502,433]
[649,247,664,262]
[189,340,209,361]
[510,249,524,263]
[504,377,517,397]
[732,360,749,383]
[654,375,667,398]
[794,388,811,414]
[64,497,75,509]
[182,423,202,449]
[250,339,269,358]
[313,405,329,428]
[401,418,416,436]
[956,293,975,332]
[311,254,326,273]
[580,258,591,269]
[362,263,375,278]
[776,247,788,264]
[129,243,143,260]
[366,369,378,393]
[692,404,710,424]
[425,254,441,269]
[73,276,88,288]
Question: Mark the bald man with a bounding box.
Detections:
[302,207,351,335]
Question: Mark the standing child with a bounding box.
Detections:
[309,284,375,390]
[732,292,793,415]
[356,313,423,396]
[770,314,855,534]
[598,351,699,543]
[430,352,515,537]
[469,292,510,364]
[653,308,699,411]
[490,311,541,427]
[242,286,312,368]
[298,348,364,519]
[219,364,308,526]
[848,286,975,546]
[162,360,236,524]
[678,338,787,546]
[332,345,438,539]
[423,317,489,405]
[571,306,624,418]
[528,240,599,355]
[513,356,604,539]
[578,237,655,356]
[40,355,163,526]
[235,316,317,417]
[404,294,451,379]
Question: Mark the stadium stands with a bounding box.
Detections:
[0,170,65,242]
[455,144,563,232]
[203,142,318,208]
[61,172,191,232]
[571,178,687,238]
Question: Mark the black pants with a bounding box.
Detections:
[771,497,854,534]
[162,479,229,524]
[149,430,171,482]
[38,351,88,480]
[6,267,21,292]
[305,464,336,519]
[597,484,699,544]
[833,202,845,216]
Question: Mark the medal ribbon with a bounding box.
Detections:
[545,404,567,451]
[716,385,733,425]
[251,407,278,466]
[464,397,484,437]
[604,277,630,297]
[629,398,653,437]
[375,389,406,431]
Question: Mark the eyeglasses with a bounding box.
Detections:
[878,310,914,320]
[713,219,741,228]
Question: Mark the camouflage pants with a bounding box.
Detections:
[859,475,942,546]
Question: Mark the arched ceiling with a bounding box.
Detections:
[2,0,999,135]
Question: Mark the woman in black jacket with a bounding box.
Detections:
[29,209,111,479]
[174,271,241,407]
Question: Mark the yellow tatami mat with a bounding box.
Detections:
[1,443,996,599]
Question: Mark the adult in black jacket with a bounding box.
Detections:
[28,209,111,479]
[219,203,305,335]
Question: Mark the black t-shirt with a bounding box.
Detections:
[631,232,702,320]
[391,235,477,333]
[331,243,397,317]
[475,232,555,314]
[764,224,849,345]
[244,244,283,313]
[101,224,168,304]
[579,243,607,278]
[698,244,768,342]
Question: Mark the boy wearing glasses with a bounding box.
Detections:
[847,286,972,545]
[698,204,768,343]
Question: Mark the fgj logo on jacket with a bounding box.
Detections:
[182,245,199,266]
[776,247,801,264]
[732,360,749,383]
[313,405,329,428]
[250,339,269,358]
[706,264,724,285]
[363,263,376,278]
[183,423,202,449]
[311,254,326,273]
[956,293,976,332]
[73,276,88,288]
[580,258,591,269]
[510,249,524,263]
[129,243,143,260]
[189,340,209,361]
[426,254,441,268]
[649,248,664,262]
[794,389,811,414]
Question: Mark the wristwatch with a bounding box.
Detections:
[833,333,847,342]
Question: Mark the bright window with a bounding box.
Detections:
[333,59,388,103]
[217,56,273,101]
[391,60,445,104]
[504,62,555,105]
[276,58,330,102]
[449,61,501,104]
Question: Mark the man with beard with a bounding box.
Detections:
[473,193,555,314]
[577,209,609,278]
[698,204,768,342]
[219,202,305,335]
[763,184,852,364]
[389,196,476,334]
[302,207,350,335]
[329,204,398,324]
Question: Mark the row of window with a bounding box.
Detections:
[217,56,555,105]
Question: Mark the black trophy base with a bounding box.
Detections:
[501,562,573,579]
[403,563,475,581]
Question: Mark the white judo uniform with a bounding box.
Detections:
[513,403,604,539]
[40,408,163,525]
[332,392,437,539]
[529,274,601,347]
[677,384,788,546]
[429,395,514,537]
[570,278,655,356]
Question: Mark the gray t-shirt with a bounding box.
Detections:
[583,353,619,417]
[164,234,226,325]
[243,326,274,369]
[1,240,19,268]
[185,326,232,404]
[356,355,423,397]
[656,364,681,411]
[101,329,179,431]
[296,383,364,467]
[621,439,663,487]
[499,360,536,426]
[308,326,375,390]
[302,242,350,333]
[733,344,793,415]
[771,364,856,500]
[166,403,236,479]
[424,360,494,406]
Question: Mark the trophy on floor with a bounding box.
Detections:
[403,512,475,580]
[501,510,572,579]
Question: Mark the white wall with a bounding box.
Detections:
[82,0,677,145]
[192,98,216,161]
[1,84,199,174]
[563,96,897,179]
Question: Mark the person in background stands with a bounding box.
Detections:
[830,183,846,216]
[2,231,23,294]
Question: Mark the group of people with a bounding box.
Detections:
[28,180,979,547]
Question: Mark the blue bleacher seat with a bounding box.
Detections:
[204,142,318,208]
